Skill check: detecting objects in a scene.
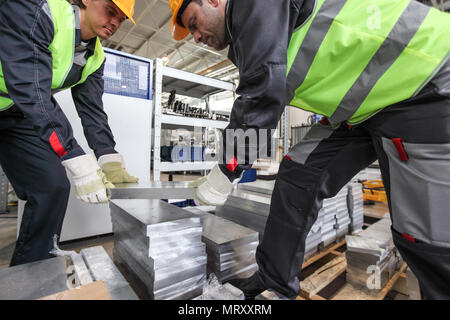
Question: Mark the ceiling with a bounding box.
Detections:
[102,0,238,84]
[102,0,450,85]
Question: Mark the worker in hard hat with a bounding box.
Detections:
[0,0,137,266]
[170,0,450,299]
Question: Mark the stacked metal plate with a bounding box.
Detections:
[110,181,195,200]
[237,180,275,195]
[110,199,207,300]
[215,189,271,241]
[304,218,322,259]
[201,213,259,282]
[334,187,351,238]
[345,215,402,290]
[320,197,338,247]
[347,183,364,233]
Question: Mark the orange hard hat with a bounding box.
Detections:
[169,0,190,41]
[112,0,136,25]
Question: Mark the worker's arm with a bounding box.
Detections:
[71,64,138,184]
[71,61,118,159]
[219,0,292,181]
[0,0,84,160]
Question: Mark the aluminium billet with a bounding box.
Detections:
[215,206,268,236]
[0,257,68,300]
[153,273,206,300]
[237,180,275,195]
[114,241,206,293]
[110,199,202,236]
[112,212,203,260]
[210,258,257,279]
[114,228,206,271]
[113,246,204,300]
[217,263,259,283]
[81,246,139,300]
[208,252,256,271]
[110,181,195,199]
[201,213,259,252]
[206,243,258,262]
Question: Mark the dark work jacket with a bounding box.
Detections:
[0,0,117,160]
[219,0,316,180]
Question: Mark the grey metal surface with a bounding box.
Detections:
[0,257,68,300]
[81,246,138,300]
[110,199,202,235]
[110,181,195,200]
[237,180,275,195]
[71,253,94,286]
[111,198,207,299]
[201,282,244,300]
[201,213,258,251]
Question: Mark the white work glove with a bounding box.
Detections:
[62,154,114,204]
[189,164,239,206]
[98,153,138,184]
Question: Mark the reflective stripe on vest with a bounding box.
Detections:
[0,0,105,111]
[286,0,450,125]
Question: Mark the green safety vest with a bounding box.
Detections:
[286,0,450,125]
[0,0,105,111]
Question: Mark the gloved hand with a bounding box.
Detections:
[98,153,138,184]
[62,154,114,203]
[191,164,239,206]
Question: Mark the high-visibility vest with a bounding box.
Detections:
[0,0,105,111]
[286,0,450,125]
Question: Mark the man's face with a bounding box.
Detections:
[181,0,228,51]
[82,0,127,40]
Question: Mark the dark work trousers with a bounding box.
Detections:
[256,64,450,299]
[0,108,70,266]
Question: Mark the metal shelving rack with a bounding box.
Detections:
[152,58,234,181]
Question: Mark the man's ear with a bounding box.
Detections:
[208,0,221,8]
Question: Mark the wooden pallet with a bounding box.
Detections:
[296,239,408,300]
[331,263,407,300]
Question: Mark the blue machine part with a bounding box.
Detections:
[239,168,257,183]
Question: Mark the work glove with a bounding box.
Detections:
[98,153,138,184]
[62,154,114,203]
[190,164,238,206]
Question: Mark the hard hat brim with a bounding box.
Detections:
[170,2,189,41]
[111,0,136,25]
[171,17,189,40]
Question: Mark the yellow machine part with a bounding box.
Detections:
[362,180,387,202]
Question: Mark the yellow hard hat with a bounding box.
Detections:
[111,0,136,25]
[169,0,190,41]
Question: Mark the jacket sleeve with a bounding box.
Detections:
[71,60,118,159]
[219,0,292,180]
[0,0,84,160]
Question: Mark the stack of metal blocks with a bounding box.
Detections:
[110,199,207,300]
[320,197,338,247]
[304,218,323,259]
[218,180,323,258]
[347,183,364,234]
[345,215,403,290]
[334,187,351,239]
[184,207,259,283]
[215,188,271,242]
